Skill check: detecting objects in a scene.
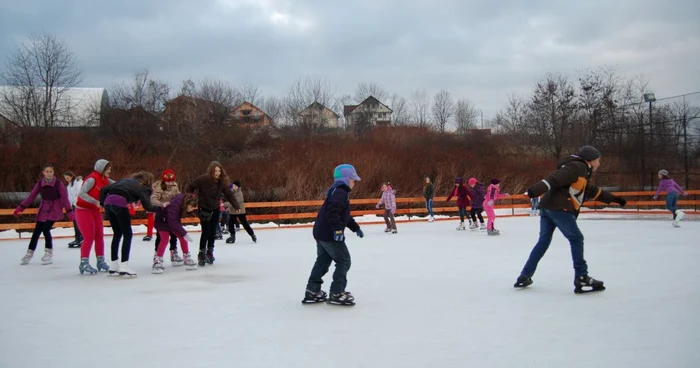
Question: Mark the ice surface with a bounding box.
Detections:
[0,215,698,368]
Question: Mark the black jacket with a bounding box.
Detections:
[313,182,361,242]
[423,183,434,200]
[100,178,160,212]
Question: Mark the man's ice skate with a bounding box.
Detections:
[456,222,466,231]
[170,250,183,266]
[79,257,97,275]
[327,291,355,306]
[469,223,478,230]
[118,262,137,277]
[41,249,53,265]
[182,252,197,270]
[301,289,328,304]
[108,260,120,276]
[96,256,109,272]
[574,275,605,294]
[206,249,215,265]
[20,250,34,265]
[152,256,165,274]
[197,251,207,267]
[514,275,533,288]
[487,229,500,236]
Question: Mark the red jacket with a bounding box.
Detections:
[76,171,110,211]
[446,184,472,208]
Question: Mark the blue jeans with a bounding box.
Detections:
[426,199,434,217]
[520,209,588,277]
[666,192,679,218]
[306,240,352,294]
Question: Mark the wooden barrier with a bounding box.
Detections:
[1,191,698,235]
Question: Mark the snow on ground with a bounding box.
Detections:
[0,216,698,368]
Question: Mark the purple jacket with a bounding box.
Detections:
[154,193,189,238]
[17,177,72,222]
[470,183,486,209]
[654,179,686,199]
[377,188,397,211]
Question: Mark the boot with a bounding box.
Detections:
[479,223,486,231]
[327,291,355,306]
[514,275,533,288]
[574,275,605,294]
[197,251,207,267]
[152,255,165,274]
[41,249,54,265]
[302,289,328,304]
[170,249,184,266]
[456,222,466,231]
[225,236,235,244]
[20,250,34,265]
[182,252,198,270]
[142,235,152,241]
[79,257,98,275]
[96,256,110,272]
[119,262,137,277]
[206,248,215,265]
[487,229,501,236]
[251,235,257,243]
[108,260,120,275]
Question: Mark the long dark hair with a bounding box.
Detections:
[206,161,230,185]
[64,170,76,183]
[182,195,199,217]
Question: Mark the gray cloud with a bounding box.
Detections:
[1,0,698,118]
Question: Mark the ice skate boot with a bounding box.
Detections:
[182,252,198,270]
[41,249,53,265]
[20,250,34,265]
[206,249,215,265]
[574,275,605,294]
[108,260,120,275]
[391,229,398,234]
[479,223,486,231]
[170,249,184,266]
[514,275,533,288]
[142,235,152,242]
[456,222,466,231]
[152,255,165,274]
[96,256,110,272]
[301,289,328,304]
[252,235,257,243]
[225,236,235,244]
[197,251,207,267]
[118,262,137,277]
[384,228,392,233]
[469,223,478,230]
[428,216,435,223]
[79,257,97,274]
[487,229,500,236]
[327,291,355,306]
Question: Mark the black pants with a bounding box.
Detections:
[470,208,484,224]
[228,214,255,240]
[27,221,56,251]
[199,209,220,252]
[106,205,133,262]
[306,240,352,295]
[154,230,177,252]
[72,206,82,241]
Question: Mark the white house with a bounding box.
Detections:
[343,96,393,126]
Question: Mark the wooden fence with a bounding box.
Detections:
[0,191,698,237]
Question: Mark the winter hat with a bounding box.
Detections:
[232,180,241,187]
[455,177,464,184]
[162,169,176,182]
[468,178,477,186]
[577,146,601,162]
[490,178,501,185]
[333,164,361,187]
[658,169,669,177]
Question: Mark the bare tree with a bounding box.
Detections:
[410,89,430,129]
[354,82,389,103]
[455,99,479,133]
[197,78,237,127]
[178,79,196,97]
[263,96,283,126]
[0,33,82,129]
[432,90,454,133]
[109,70,170,113]
[236,82,260,105]
[283,75,335,133]
[390,93,409,125]
[528,73,578,159]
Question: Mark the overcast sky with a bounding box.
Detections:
[1,0,699,118]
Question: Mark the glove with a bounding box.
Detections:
[612,196,627,207]
[13,208,22,217]
[184,234,193,242]
[356,229,364,238]
[333,230,345,242]
[67,211,75,222]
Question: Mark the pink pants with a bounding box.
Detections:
[76,208,105,258]
[156,230,189,257]
[484,204,496,231]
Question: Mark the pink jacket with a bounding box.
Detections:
[17,177,72,222]
[377,187,397,211]
[483,184,507,207]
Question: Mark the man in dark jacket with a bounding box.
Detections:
[304,164,364,306]
[515,146,627,293]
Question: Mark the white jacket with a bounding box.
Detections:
[67,177,83,206]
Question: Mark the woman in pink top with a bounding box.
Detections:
[483,178,509,235]
[654,169,688,227]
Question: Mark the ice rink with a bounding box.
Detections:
[1,214,698,368]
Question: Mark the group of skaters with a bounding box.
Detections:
[11,146,690,304]
[14,160,256,276]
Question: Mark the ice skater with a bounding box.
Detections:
[152,193,199,273]
[446,177,472,230]
[467,178,486,231]
[653,170,688,227]
[515,146,627,293]
[423,177,435,222]
[376,182,398,234]
[483,178,509,235]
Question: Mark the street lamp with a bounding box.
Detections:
[643,93,656,188]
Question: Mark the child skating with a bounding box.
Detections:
[152,194,199,273]
[446,177,472,230]
[653,169,688,227]
[467,178,486,231]
[483,179,509,235]
[303,164,364,306]
[376,182,398,234]
[151,169,183,264]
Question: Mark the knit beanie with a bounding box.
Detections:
[577,146,601,161]
[468,178,477,186]
[162,169,176,182]
[490,178,500,185]
[658,169,669,177]
[333,164,361,187]
[455,177,463,184]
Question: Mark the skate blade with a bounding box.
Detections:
[574,286,605,294]
[326,301,355,306]
[185,265,198,271]
[171,263,184,267]
[301,299,326,304]
[151,270,164,274]
[119,272,137,277]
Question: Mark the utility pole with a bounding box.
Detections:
[684,113,689,189]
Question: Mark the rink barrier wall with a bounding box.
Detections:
[0,191,698,239]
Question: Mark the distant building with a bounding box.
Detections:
[299,101,339,128]
[343,96,393,126]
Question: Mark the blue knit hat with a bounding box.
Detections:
[333,164,361,186]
